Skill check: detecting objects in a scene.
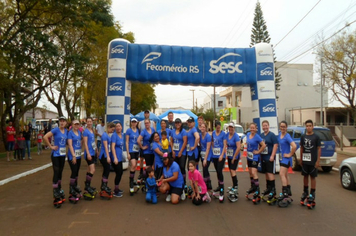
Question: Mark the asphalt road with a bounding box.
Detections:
[1,158,356,236]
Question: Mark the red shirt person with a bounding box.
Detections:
[6,121,16,161]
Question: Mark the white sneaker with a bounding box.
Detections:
[181,190,186,201]
[166,194,171,202]
[204,192,211,203]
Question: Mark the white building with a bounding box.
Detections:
[201,94,226,114]
[218,62,328,126]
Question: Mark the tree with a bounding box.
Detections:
[318,30,356,123]
[250,1,282,97]
[130,82,157,115]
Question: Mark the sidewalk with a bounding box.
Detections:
[0,149,53,183]
[336,146,356,157]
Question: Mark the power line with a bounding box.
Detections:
[274,0,322,48]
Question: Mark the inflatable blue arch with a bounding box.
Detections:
[106,39,278,134]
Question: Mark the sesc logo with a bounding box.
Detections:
[111,45,125,54]
[262,103,276,112]
[141,52,161,64]
[109,82,123,92]
[209,53,243,74]
[260,67,273,76]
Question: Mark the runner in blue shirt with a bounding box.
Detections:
[200,123,212,190]
[170,118,187,200]
[278,121,296,199]
[43,116,68,206]
[245,123,266,198]
[125,117,140,195]
[158,119,171,154]
[67,120,83,199]
[158,156,184,204]
[82,117,98,199]
[260,120,279,199]
[151,132,164,180]
[211,121,226,194]
[137,118,155,174]
[224,122,241,201]
[186,117,200,168]
[111,122,125,197]
[98,122,116,199]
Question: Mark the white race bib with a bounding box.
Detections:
[213,148,220,155]
[247,151,253,160]
[59,147,66,155]
[173,143,180,151]
[201,151,206,159]
[108,144,111,153]
[261,147,268,155]
[133,144,139,152]
[91,141,96,150]
[227,148,233,157]
[186,144,190,152]
[75,149,81,157]
[302,153,311,161]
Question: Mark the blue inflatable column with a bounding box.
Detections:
[251,43,278,135]
[106,39,131,133]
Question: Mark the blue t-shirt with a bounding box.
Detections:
[186,127,199,157]
[278,132,294,165]
[51,127,68,157]
[246,132,263,161]
[211,130,225,159]
[260,131,279,161]
[163,161,184,188]
[99,132,111,159]
[67,130,82,160]
[83,128,96,158]
[152,142,163,168]
[200,132,212,161]
[158,129,171,152]
[126,128,140,153]
[111,132,124,162]
[171,129,187,156]
[139,128,155,154]
[224,132,241,160]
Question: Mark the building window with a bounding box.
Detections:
[218,101,223,107]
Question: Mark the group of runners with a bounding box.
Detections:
[45,111,321,207]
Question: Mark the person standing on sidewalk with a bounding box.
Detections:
[95,119,105,164]
[6,121,16,161]
[43,116,68,202]
[37,130,44,155]
[23,125,32,160]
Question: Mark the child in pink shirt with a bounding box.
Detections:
[188,160,211,205]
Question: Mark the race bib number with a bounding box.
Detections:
[173,143,180,151]
[108,144,111,152]
[150,143,153,150]
[91,141,96,150]
[302,153,311,161]
[133,144,139,152]
[59,147,66,155]
[247,151,253,160]
[227,148,233,157]
[186,144,190,152]
[201,151,206,159]
[261,147,268,155]
[75,149,81,157]
[213,148,220,156]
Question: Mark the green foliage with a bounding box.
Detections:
[130,82,157,115]
[352,140,356,147]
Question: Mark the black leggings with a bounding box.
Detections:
[112,162,123,185]
[68,158,81,179]
[100,155,111,179]
[155,166,163,180]
[175,154,187,177]
[203,160,211,179]
[212,158,224,183]
[51,154,66,184]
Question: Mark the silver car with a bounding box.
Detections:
[339,157,356,190]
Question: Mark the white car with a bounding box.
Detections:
[223,123,244,139]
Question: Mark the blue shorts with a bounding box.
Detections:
[7,141,15,151]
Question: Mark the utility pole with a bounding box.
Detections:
[189,89,195,111]
[320,57,323,126]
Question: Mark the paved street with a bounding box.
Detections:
[0,149,356,236]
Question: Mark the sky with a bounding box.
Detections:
[110,0,356,110]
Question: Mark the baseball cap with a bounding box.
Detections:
[72,120,80,125]
[131,118,138,122]
[187,117,194,123]
[175,118,182,123]
[58,116,67,120]
[228,122,234,127]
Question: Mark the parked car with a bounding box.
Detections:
[339,157,356,190]
[287,126,337,172]
[223,123,244,139]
